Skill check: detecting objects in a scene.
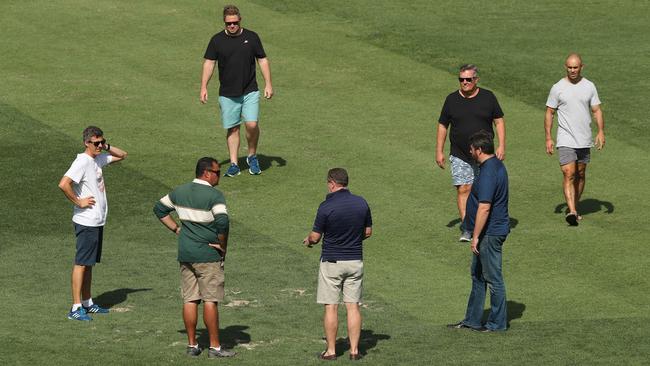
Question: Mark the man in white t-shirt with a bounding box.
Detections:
[58,126,127,321]
[544,53,605,226]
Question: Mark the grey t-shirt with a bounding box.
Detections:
[546,77,601,148]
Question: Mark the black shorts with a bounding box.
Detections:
[74,223,103,265]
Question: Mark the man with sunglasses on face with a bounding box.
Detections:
[200,4,273,178]
[58,126,127,321]
[153,157,235,358]
[436,64,506,243]
[544,53,605,226]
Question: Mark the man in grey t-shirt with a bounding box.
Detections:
[544,53,605,226]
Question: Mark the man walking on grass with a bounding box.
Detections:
[200,4,273,177]
[544,53,605,226]
[154,157,235,358]
[448,131,510,332]
[303,168,372,361]
[59,126,127,321]
[436,64,506,242]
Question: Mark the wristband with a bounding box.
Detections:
[105,143,111,151]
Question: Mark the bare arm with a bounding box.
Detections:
[303,231,322,247]
[158,215,181,235]
[106,144,127,164]
[58,176,95,208]
[257,57,273,99]
[435,123,448,169]
[494,117,506,160]
[544,107,556,155]
[364,227,372,239]
[470,203,491,255]
[592,104,605,150]
[209,232,228,260]
[200,59,216,103]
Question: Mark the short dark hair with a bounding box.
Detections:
[459,64,479,76]
[223,5,240,18]
[196,157,219,178]
[82,126,103,142]
[469,130,495,154]
[327,168,349,187]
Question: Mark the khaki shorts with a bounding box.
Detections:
[179,262,225,303]
[317,260,364,304]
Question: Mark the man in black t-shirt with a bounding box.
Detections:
[200,5,273,177]
[436,64,506,242]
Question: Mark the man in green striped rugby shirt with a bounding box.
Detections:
[154,157,235,358]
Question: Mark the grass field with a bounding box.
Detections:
[1,0,649,364]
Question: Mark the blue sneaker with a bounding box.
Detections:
[84,304,109,314]
[67,307,92,321]
[225,163,241,177]
[246,155,261,175]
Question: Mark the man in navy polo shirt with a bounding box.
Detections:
[303,168,372,361]
[448,131,510,332]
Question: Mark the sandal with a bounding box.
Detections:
[318,351,336,361]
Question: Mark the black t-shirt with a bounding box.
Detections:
[204,29,267,97]
[438,89,504,163]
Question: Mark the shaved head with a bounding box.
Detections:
[564,53,584,83]
[565,53,583,66]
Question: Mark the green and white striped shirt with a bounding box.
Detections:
[154,179,229,262]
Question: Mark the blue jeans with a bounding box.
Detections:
[463,235,507,330]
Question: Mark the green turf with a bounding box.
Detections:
[1,1,649,365]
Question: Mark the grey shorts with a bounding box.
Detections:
[317,260,364,304]
[558,147,591,165]
[180,262,225,303]
[450,155,479,186]
[74,223,103,266]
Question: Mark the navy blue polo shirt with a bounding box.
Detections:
[313,189,372,261]
[464,156,510,236]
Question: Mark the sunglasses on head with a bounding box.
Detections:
[458,77,476,83]
[225,21,240,26]
[88,139,106,147]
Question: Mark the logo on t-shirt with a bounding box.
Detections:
[244,40,249,44]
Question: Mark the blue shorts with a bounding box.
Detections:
[218,90,260,129]
[450,155,479,186]
[74,223,103,266]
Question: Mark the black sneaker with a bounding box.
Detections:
[446,321,472,329]
[186,345,201,357]
[565,213,579,226]
[208,347,236,358]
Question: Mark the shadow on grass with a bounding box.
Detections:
[333,329,390,357]
[219,154,287,172]
[446,217,519,229]
[481,300,526,328]
[94,288,152,308]
[179,325,251,349]
[554,198,614,216]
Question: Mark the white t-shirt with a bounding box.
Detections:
[546,77,601,148]
[64,153,113,226]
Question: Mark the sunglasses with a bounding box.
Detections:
[208,169,221,175]
[88,139,106,147]
[225,21,240,26]
[458,77,476,83]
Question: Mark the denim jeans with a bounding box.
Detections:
[463,235,507,330]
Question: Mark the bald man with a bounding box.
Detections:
[544,53,605,226]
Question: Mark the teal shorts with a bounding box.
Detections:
[218,90,260,129]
